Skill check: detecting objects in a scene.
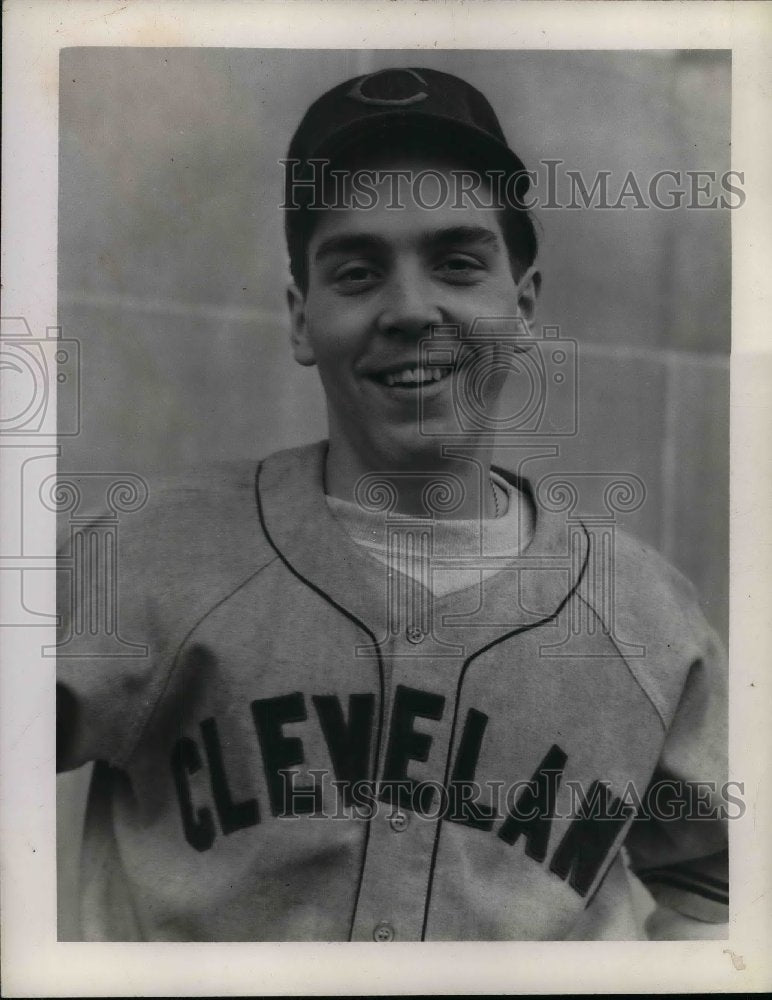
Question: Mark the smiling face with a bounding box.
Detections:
[287,154,540,486]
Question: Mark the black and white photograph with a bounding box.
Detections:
[54,45,735,944]
[2,1,771,995]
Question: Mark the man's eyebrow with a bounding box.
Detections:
[422,225,501,250]
[313,225,501,263]
[313,233,390,262]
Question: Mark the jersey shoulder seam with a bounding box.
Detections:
[576,588,668,732]
[119,552,279,768]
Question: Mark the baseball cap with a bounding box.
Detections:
[285,66,530,194]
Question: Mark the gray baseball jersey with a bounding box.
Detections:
[56,441,729,940]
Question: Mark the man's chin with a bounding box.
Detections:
[368,421,472,469]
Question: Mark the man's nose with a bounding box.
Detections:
[375,267,443,338]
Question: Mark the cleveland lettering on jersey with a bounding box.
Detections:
[170,683,635,897]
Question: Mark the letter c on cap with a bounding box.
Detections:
[348,69,428,107]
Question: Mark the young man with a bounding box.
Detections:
[57,67,729,941]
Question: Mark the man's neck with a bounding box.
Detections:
[324,439,499,520]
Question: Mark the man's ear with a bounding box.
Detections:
[287,283,316,367]
[517,268,541,327]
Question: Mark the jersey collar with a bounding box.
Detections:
[255,441,589,653]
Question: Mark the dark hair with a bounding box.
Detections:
[284,134,539,294]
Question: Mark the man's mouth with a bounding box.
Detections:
[370,365,454,388]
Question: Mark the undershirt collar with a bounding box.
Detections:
[325,470,533,597]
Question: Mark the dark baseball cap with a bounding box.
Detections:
[286,66,530,190]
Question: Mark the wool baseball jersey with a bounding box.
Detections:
[56,441,729,941]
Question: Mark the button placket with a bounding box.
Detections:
[349,646,464,942]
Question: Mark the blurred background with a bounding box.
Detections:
[57,48,730,935]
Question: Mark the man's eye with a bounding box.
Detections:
[335,264,379,286]
[436,256,485,280]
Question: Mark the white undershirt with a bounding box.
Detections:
[326,471,533,598]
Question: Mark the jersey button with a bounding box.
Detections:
[406,627,425,644]
[389,811,409,833]
[373,921,395,942]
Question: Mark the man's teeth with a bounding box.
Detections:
[383,367,450,387]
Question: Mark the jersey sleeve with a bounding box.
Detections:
[55,501,166,772]
[55,462,273,773]
[623,598,729,934]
